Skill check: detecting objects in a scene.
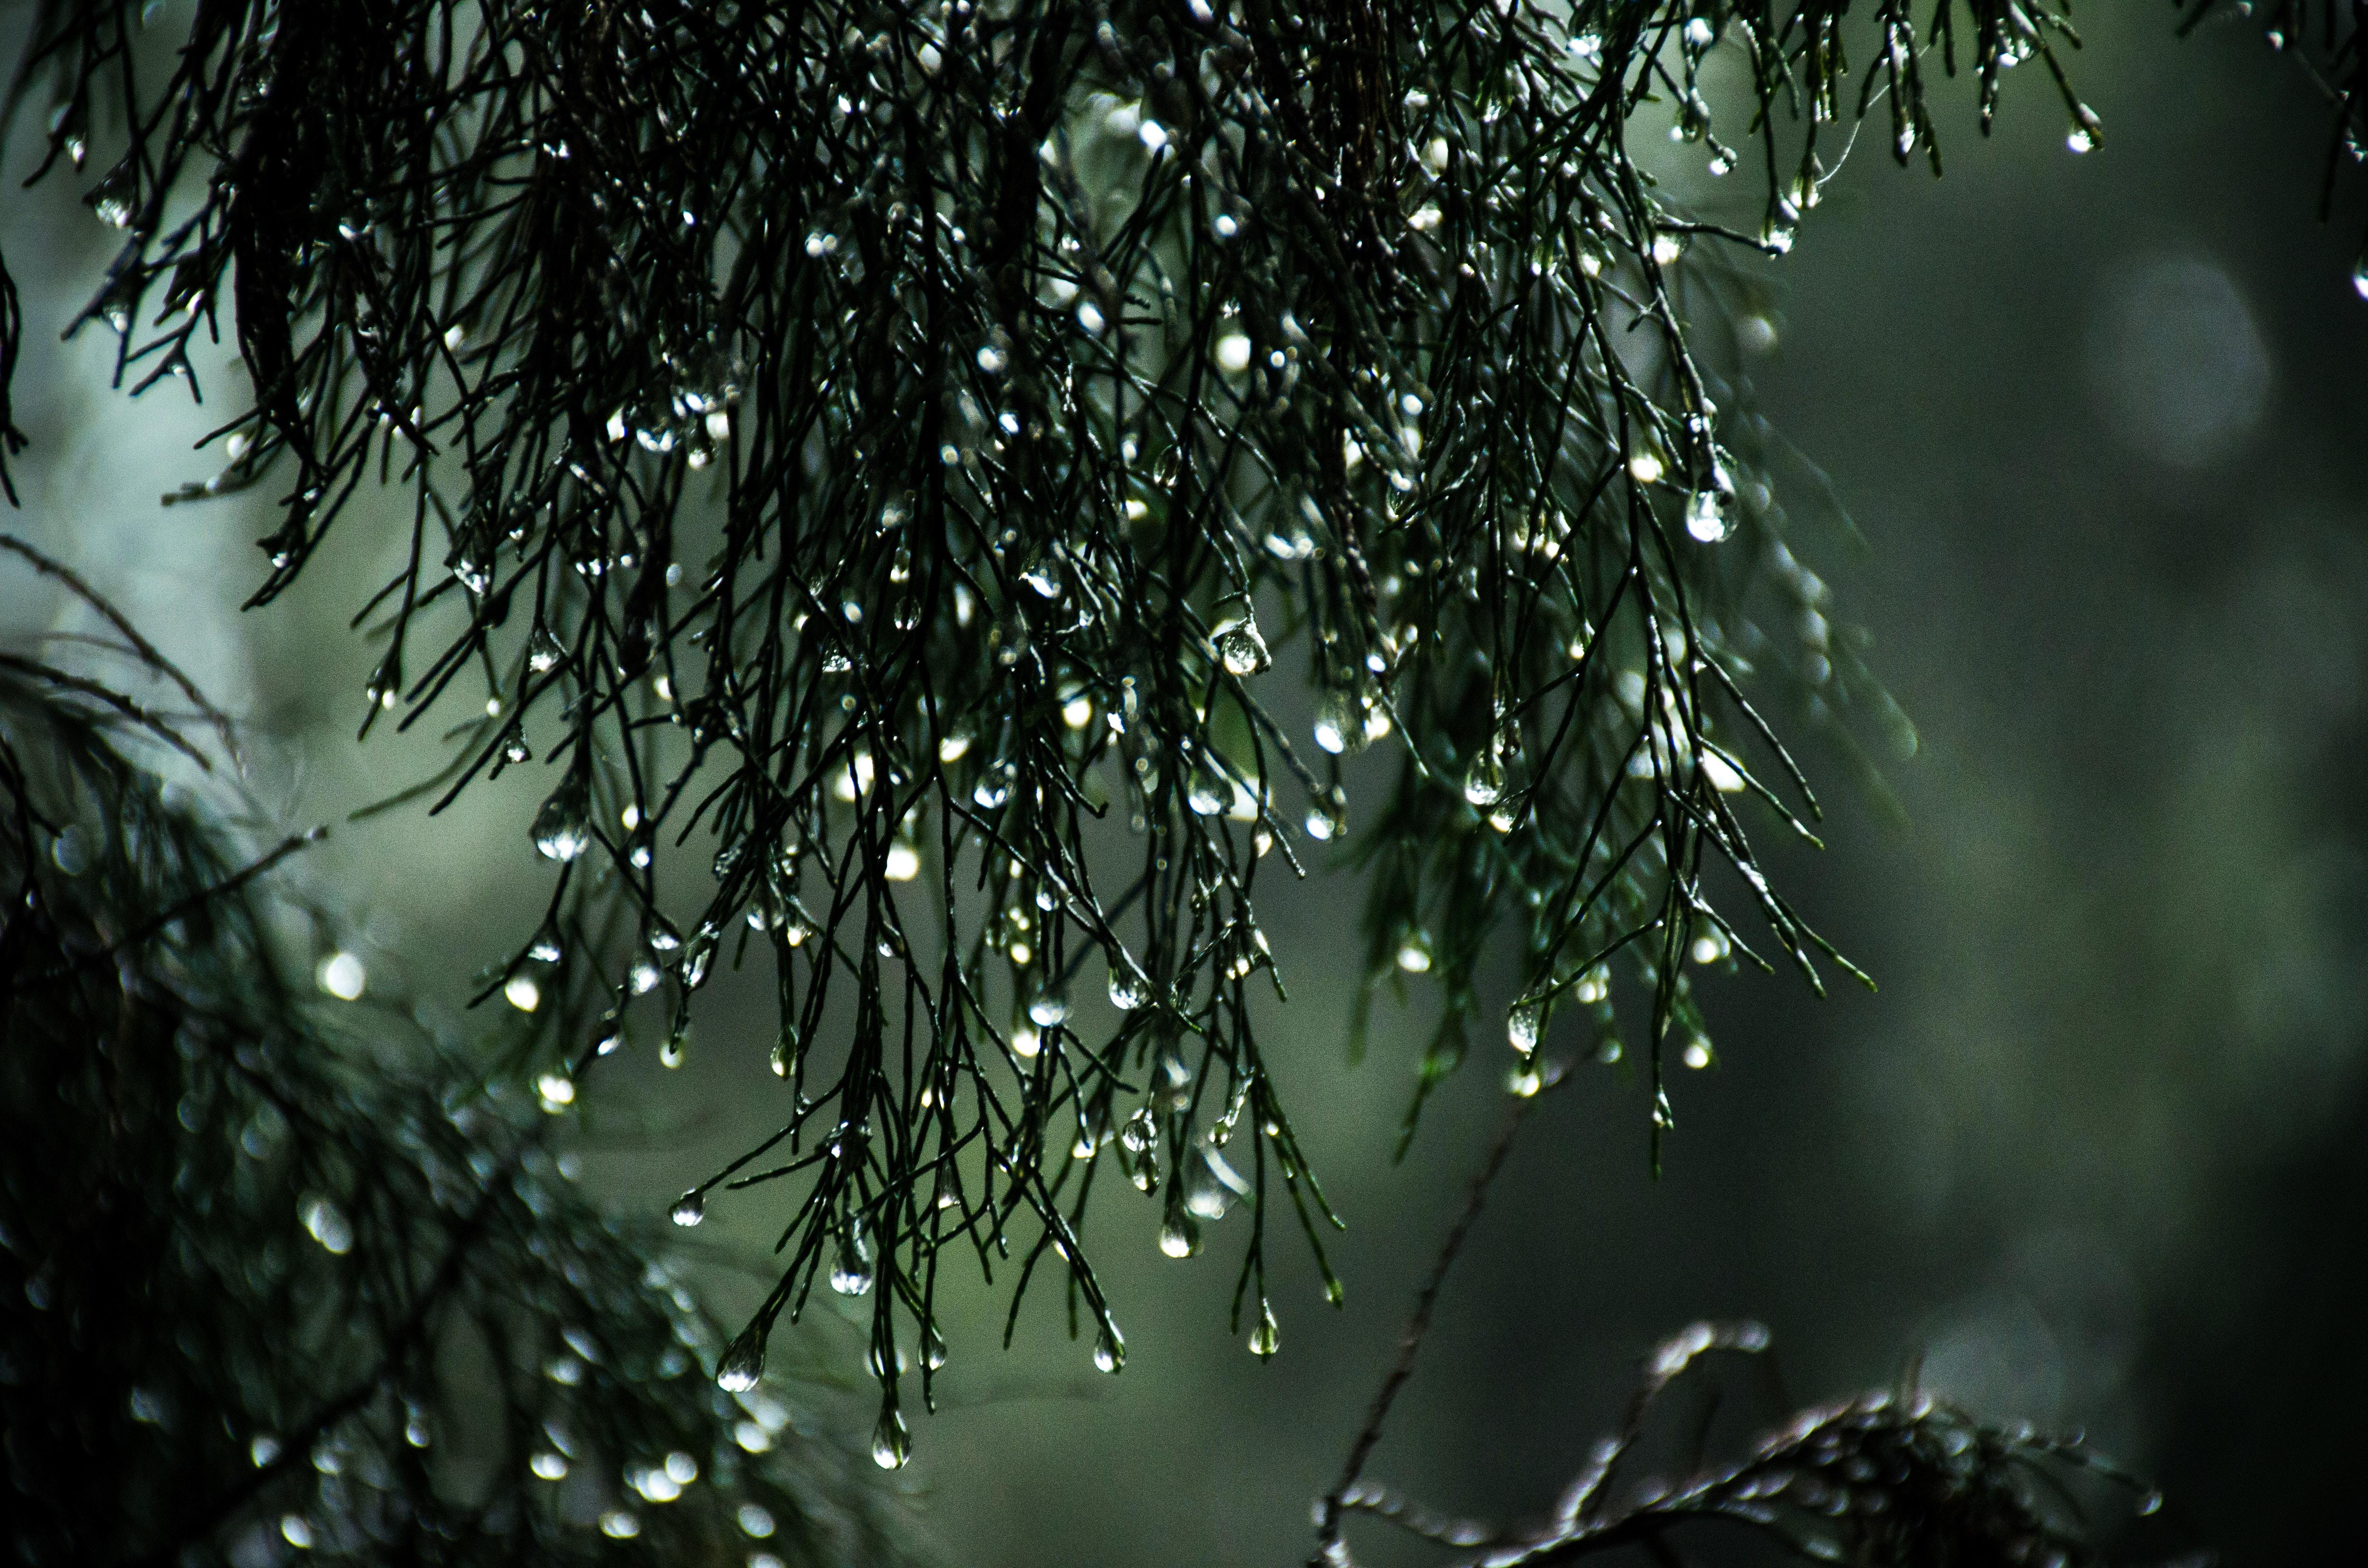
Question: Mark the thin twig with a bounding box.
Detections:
[1312,1067,1565,1566]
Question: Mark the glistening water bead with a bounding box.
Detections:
[1313,692,1355,755]
[1247,1298,1280,1359]
[1215,619,1270,676]
[1462,751,1507,808]
[715,1336,764,1393]
[1159,1214,1200,1257]
[670,1190,704,1226]
[830,1233,876,1295]
[301,1196,353,1255]
[871,1409,911,1470]
[1685,489,1732,542]
[530,776,592,862]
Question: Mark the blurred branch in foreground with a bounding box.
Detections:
[0,539,920,1567]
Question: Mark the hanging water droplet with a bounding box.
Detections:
[1182,1150,1234,1220]
[1313,690,1358,755]
[870,1409,911,1470]
[89,166,136,228]
[670,1190,705,1227]
[1186,759,1229,816]
[1462,750,1507,808]
[1214,621,1269,677]
[830,1226,876,1295]
[1093,1321,1126,1373]
[1159,1212,1201,1258]
[1395,930,1433,974]
[1021,558,1063,599]
[716,1333,765,1392]
[528,625,566,674]
[2066,104,2100,155]
[1247,1298,1280,1359]
[1107,964,1147,1010]
[1028,991,1069,1028]
[1507,1001,1542,1055]
[924,1323,950,1370]
[531,774,592,862]
[1685,489,1732,542]
[680,927,715,988]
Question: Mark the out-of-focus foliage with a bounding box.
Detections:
[0,542,914,1567]
[1326,1320,2147,1568]
[1,0,2362,1456]
[1300,1092,2162,1568]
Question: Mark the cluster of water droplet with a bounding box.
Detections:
[17,0,2057,1470]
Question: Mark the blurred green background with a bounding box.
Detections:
[5,6,2365,1564]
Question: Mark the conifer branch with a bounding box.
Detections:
[1,0,2361,1447]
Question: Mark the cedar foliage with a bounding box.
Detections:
[1,3,2361,1561]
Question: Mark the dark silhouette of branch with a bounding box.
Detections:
[1315,1068,1563,1565]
